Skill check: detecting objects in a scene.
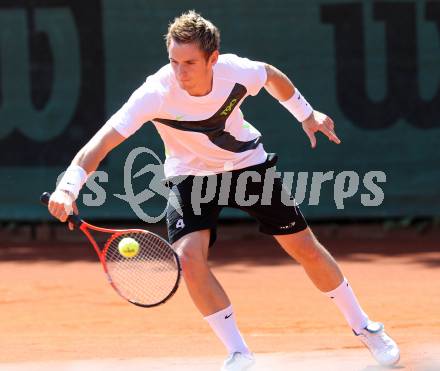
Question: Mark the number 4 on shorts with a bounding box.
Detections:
[176,219,185,229]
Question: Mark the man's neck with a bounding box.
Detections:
[187,71,213,97]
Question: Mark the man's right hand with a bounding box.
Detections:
[48,190,78,230]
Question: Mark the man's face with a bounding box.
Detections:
[168,39,218,94]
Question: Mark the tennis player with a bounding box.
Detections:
[48,10,400,370]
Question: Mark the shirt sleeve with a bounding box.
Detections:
[221,54,267,96]
[106,77,163,138]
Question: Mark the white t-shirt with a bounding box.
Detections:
[107,53,268,178]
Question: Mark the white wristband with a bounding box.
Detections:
[56,165,88,200]
[279,88,313,122]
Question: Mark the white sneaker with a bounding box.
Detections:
[354,321,400,366]
[221,352,255,371]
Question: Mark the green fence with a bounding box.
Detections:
[1,0,439,221]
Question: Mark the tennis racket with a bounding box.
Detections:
[40,192,181,308]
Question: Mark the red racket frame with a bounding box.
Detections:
[40,192,181,307]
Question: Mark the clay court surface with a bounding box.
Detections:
[1,223,439,370]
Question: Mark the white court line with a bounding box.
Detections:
[1,348,439,371]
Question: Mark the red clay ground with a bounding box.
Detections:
[0,223,439,370]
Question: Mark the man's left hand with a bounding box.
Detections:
[301,111,341,148]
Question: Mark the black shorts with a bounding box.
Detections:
[166,153,308,246]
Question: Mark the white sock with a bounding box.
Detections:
[324,277,369,332]
[204,304,250,355]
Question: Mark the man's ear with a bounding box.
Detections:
[210,50,219,65]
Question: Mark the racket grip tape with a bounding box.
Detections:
[40,192,82,228]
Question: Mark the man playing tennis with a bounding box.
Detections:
[48,10,400,371]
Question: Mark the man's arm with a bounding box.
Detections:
[48,125,125,224]
[48,73,162,225]
[263,63,341,148]
[263,63,295,101]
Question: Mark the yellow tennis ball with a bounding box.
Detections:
[118,237,139,258]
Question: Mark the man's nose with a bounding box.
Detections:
[177,65,187,78]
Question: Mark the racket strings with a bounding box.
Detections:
[105,232,179,306]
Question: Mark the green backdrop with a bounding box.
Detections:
[1,0,439,221]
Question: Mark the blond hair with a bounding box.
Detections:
[165,10,220,58]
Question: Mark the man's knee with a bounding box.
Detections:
[295,239,323,262]
[173,230,210,277]
[276,228,325,263]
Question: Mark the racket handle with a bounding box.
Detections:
[40,192,82,228]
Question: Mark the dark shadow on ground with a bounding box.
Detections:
[209,233,440,268]
[0,222,439,267]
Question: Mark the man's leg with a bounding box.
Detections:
[274,227,343,291]
[173,229,230,314]
[173,229,253,363]
[274,227,400,366]
[274,227,368,330]
[166,175,254,369]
